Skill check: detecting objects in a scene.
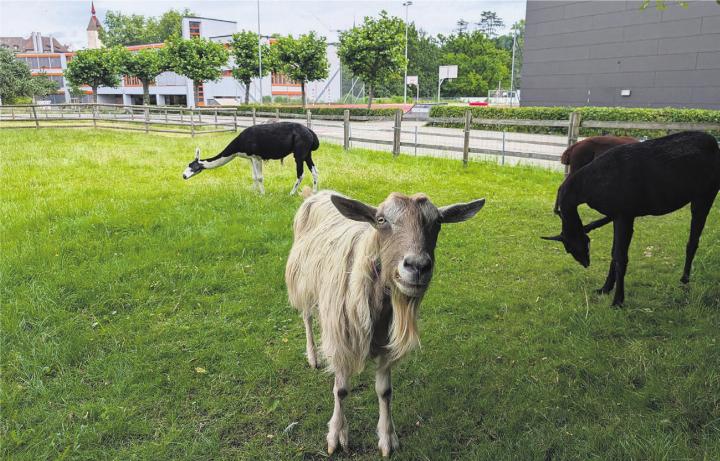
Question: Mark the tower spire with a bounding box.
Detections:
[91,1,96,15]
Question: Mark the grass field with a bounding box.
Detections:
[2,128,719,460]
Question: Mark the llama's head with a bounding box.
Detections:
[182,147,204,180]
[541,227,590,268]
[331,193,485,298]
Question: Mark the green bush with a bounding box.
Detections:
[231,104,397,118]
[428,106,720,137]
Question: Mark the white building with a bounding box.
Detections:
[15,6,343,107]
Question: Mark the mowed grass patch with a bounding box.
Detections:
[1,128,719,460]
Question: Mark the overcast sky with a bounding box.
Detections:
[0,0,526,51]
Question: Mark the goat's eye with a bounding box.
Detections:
[376,216,386,225]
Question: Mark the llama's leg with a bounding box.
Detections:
[327,371,350,455]
[611,217,634,307]
[597,238,616,294]
[254,157,265,195]
[303,309,318,369]
[249,158,259,191]
[681,196,715,283]
[306,156,319,192]
[375,356,399,457]
[290,158,304,195]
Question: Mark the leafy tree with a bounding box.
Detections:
[64,47,124,103]
[494,20,524,90]
[164,37,228,107]
[266,32,328,108]
[100,9,193,47]
[476,11,504,38]
[0,49,59,103]
[438,30,510,97]
[28,73,59,101]
[456,19,469,34]
[373,24,441,99]
[338,11,407,108]
[119,47,167,105]
[229,31,269,104]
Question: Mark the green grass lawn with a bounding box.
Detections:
[2,128,719,460]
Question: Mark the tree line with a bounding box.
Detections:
[1,8,522,107]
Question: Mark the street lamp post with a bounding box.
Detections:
[402,1,413,104]
[257,0,263,103]
[509,28,517,107]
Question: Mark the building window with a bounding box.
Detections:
[189,21,201,38]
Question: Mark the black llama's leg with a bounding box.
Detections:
[611,216,635,307]
[290,156,304,195]
[681,192,717,283]
[306,155,318,192]
[597,237,616,295]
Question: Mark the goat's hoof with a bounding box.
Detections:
[327,421,349,455]
[680,276,690,284]
[596,287,611,295]
[378,431,399,457]
[611,300,624,308]
[306,354,318,369]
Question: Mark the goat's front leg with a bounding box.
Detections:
[327,372,350,454]
[302,309,318,369]
[376,357,399,457]
[290,158,304,195]
[611,217,634,307]
[249,157,259,191]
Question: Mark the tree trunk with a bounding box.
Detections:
[367,84,373,109]
[142,80,150,106]
[192,81,199,108]
[301,81,306,109]
[92,86,98,103]
[245,81,250,104]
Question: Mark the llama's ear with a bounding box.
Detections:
[195,147,200,161]
[541,234,564,242]
[438,198,485,223]
[331,195,377,224]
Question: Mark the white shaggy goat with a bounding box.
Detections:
[285,190,485,456]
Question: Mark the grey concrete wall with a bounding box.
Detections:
[521,0,720,108]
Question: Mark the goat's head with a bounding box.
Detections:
[182,147,204,180]
[541,228,590,268]
[331,193,485,298]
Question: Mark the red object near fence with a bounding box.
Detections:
[468,101,488,106]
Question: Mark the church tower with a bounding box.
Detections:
[87,2,102,49]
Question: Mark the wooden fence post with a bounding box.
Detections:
[252,107,257,126]
[566,111,582,176]
[392,109,402,157]
[190,108,195,138]
[343,109,350,151]
[31,105,39,129]
[275,108,280,121]
[92,104,97,129]
[165,108,168,124]
[144,106,149,133]
[463,109,472,167]
[306,109,312,129]
[233,110,238,131]
[214,109,218,128]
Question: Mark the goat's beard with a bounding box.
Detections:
[386,288,421,363]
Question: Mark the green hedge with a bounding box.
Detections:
[231,105,397,117]
[428,106,720,137]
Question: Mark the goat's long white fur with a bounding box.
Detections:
[285,191,419,377]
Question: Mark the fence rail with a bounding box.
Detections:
[2,104,718,169]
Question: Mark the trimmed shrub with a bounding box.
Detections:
[230,104,397,118]
[428,106,720,137]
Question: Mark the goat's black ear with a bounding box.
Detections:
[331,195,377,224]
[438,198,485,223]
[541,234,564,242]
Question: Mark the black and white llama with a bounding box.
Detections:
[183,122,320,195]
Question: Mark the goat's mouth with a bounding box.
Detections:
[393,273,428,297]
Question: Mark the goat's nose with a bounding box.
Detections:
[403,253,432,274]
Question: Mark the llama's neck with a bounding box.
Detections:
[200,153,235,170]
